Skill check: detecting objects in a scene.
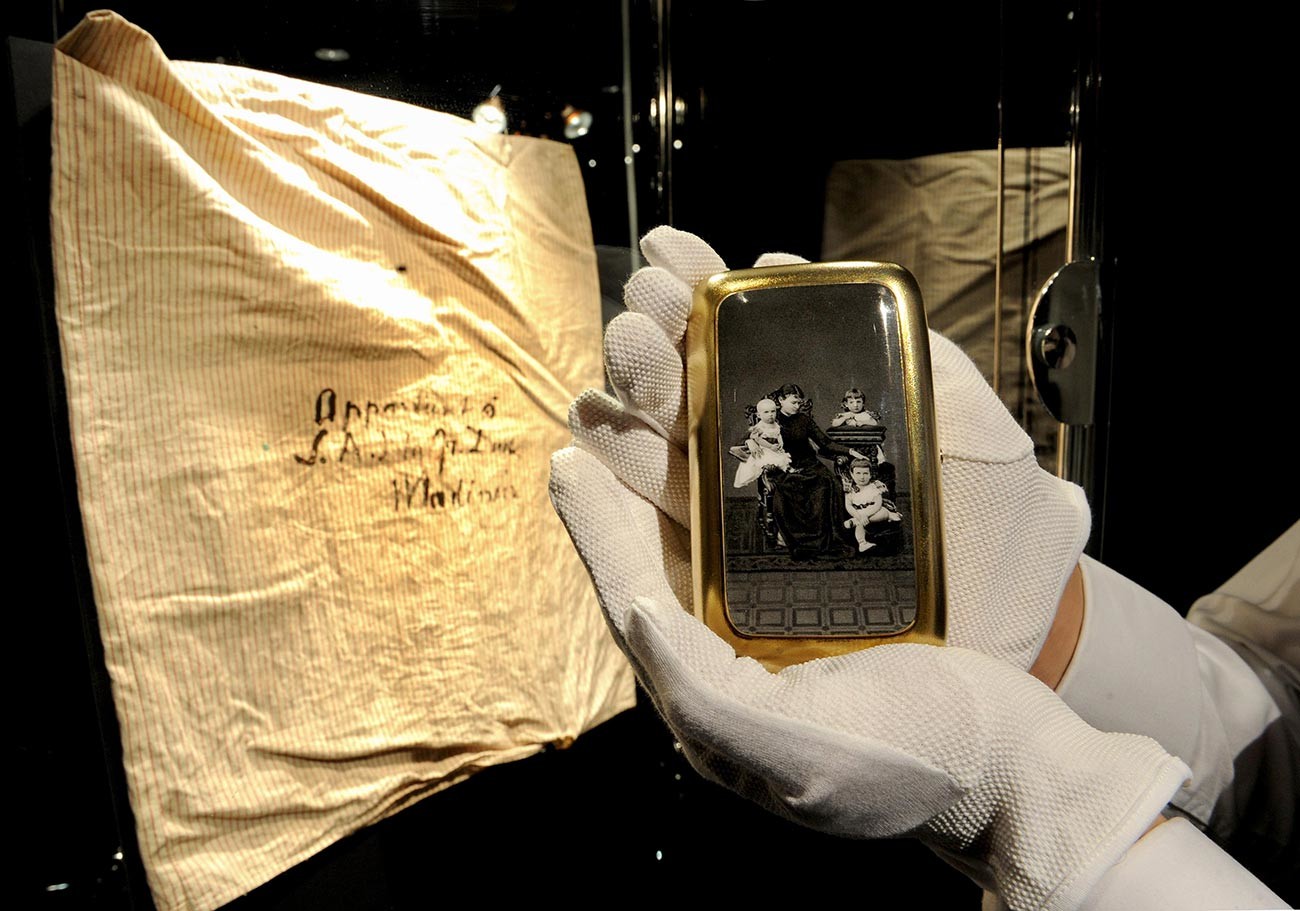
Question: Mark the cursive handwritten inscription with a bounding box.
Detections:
[292,386,522,513]
[391,475,521,512]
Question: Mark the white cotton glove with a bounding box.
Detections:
[550,227,1191,909]
[634,596,1184,911]
[573,225,1090,672]
[548,444,1189,911]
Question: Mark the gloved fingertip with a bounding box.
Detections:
[623,266,688,306]
[567,387,620,434]
[623,267,691,345]
[602,311,666,372]
[627,595,743,671]
[623,596,685,672]
[548,444,610,497]
[629,594,669,622]
[602,313,652,390]
[640,225,727,286]
[547,445,583,493]
[548,443,576,473]
[753,252,810,267]
[639,225,691,258]
[601,313,684,443]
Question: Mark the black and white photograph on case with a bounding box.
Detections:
[717,282,916,637]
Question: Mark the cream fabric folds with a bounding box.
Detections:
[51,12,632,911]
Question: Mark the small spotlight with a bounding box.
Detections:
[562,105,593,139]
[314,48,350,62]
[472,96,507,134]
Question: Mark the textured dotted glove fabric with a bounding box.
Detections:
[623,596,1190,911]
[550,438,1189,910]
[929,330,1093,669]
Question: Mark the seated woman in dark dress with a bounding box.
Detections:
[765,383,868,560]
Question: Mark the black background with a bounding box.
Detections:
[7,1,1296,906]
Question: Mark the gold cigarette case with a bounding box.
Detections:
[686,262,946,670]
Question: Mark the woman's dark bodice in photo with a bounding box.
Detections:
[768,411,855,559]
[776,411,852,469]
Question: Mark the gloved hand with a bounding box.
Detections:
[606,591,1186,911]
[549,227,1190,909]
[550,439,1189,908]
[587,228,1225,795]
[566,226,1090,672]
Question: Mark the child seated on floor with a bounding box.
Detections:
[843,458,901,552]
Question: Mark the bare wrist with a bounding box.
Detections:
[1029,562,1084,689]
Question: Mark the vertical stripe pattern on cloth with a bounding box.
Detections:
[51,12,632,910]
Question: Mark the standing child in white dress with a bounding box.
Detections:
[732,398,793,488]
[843,458,901,551]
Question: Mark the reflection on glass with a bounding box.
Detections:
[472,96,507,133]
[822,148,1068,470]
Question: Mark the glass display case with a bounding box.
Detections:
[9,2,1295,907]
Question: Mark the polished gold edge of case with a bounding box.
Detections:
[687,262,948,671]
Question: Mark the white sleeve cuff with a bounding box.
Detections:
[1058,557,1204,763]
[1077,817,1289,910]
[1058,557,1278,822]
